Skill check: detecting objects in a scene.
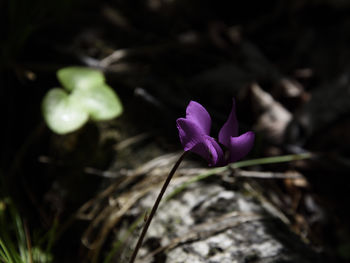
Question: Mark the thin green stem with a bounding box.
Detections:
[230,152,313,169]
[166,152,313,200]
[128,151,188,263]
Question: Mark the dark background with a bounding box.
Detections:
[1,0,350,262]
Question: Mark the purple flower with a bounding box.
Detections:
[176,99,255,166]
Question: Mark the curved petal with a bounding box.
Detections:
[228,131,255,163]
[201,135,225,166]
[177,118,203,151]
[186,101,211,135]
[176,118,224,166]
[218,99,238,147]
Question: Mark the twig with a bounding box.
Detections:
[244,182,290,225]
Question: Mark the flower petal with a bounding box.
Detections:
[186,101,211,135]
[177,118,203,151]
[176,118,224,166]
[218,99,238,147]
[228,131,255,163]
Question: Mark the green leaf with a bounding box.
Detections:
[165,153,313,201]
[43,67,123,134]
[42,88,88,134]
[57,67,105,91]
[74,84,123,121]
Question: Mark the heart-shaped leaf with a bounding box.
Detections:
[42,88,88,134]
[43,67,123,134]
[57,67,105,91]
[74,84,123,121]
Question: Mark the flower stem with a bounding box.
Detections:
[128,151,188,263]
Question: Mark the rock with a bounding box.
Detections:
[132,179,323,263]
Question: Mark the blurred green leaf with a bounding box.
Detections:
[75,84,123,121]
[42,88,89,134]
[42,67,123,134]
[57,67,105,92]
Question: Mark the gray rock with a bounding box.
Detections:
[134,180,322,263]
